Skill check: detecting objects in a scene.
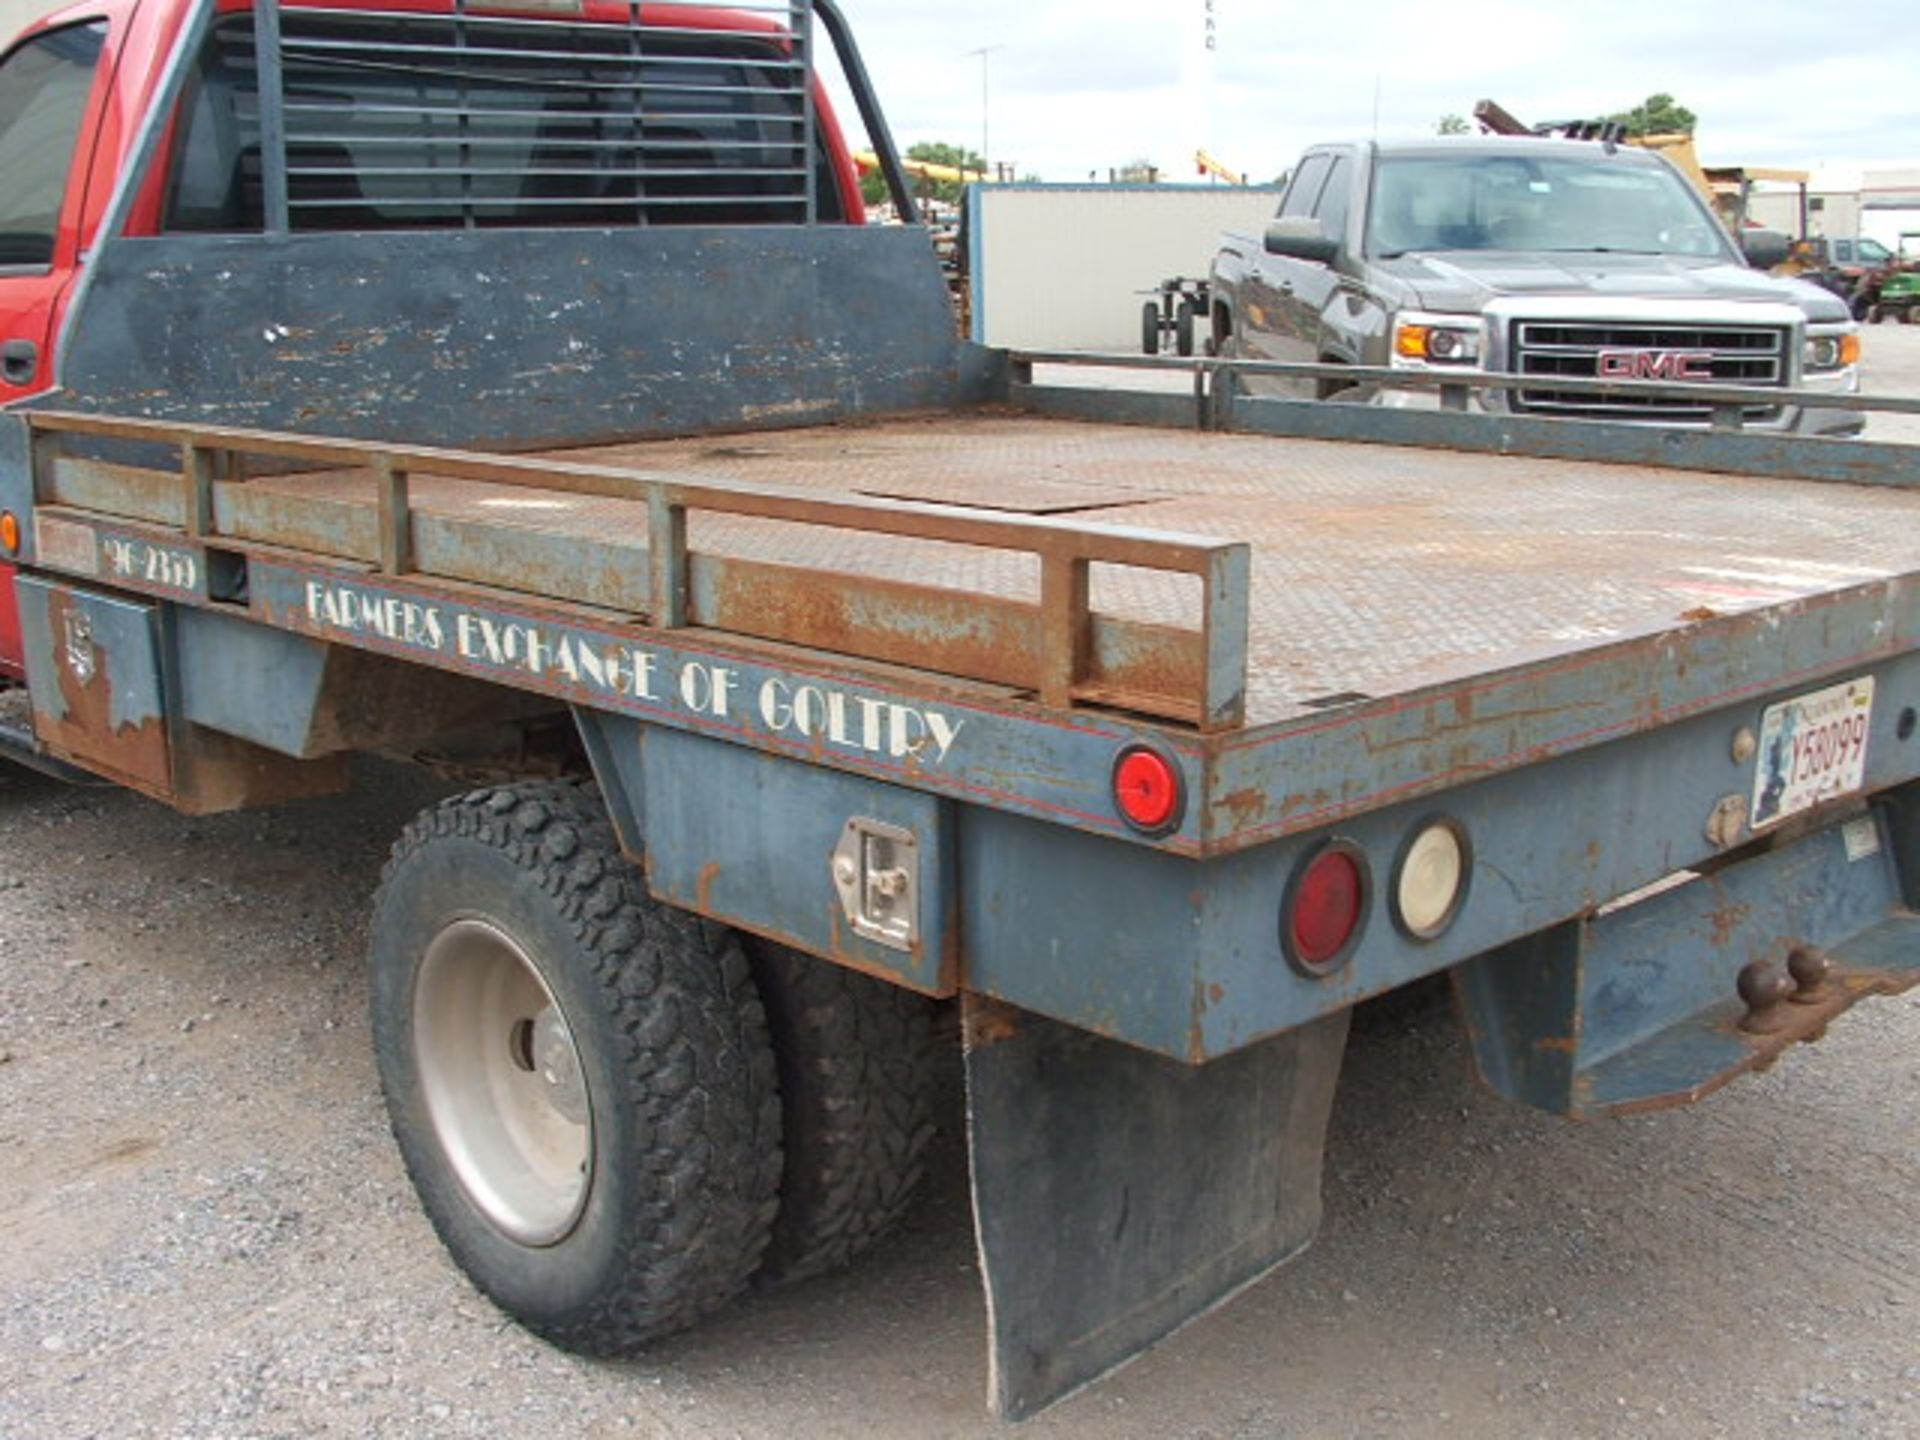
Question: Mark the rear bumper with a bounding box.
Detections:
[1456,798,1920,1119]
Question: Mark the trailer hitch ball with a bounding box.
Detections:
[1787,945,1832,1003]
[1736,959,1794,1034]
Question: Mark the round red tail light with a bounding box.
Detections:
[1112,745,1183,834]
[1283,841,1370,976]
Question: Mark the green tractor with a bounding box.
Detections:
[1867,270,1920,324]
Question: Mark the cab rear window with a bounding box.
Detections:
[164,8,842,233]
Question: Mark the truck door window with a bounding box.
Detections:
[1312,157,1351,246]
[0,22,107,268]
[165,12,841,232]
[1279,155,1331,220]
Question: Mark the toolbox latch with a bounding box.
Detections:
[831,818,919,952]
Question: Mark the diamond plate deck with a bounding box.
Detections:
[220,412,1920,729]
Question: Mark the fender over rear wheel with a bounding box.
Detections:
[368,781,782,1354]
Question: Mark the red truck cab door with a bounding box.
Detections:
[0,11,118,679]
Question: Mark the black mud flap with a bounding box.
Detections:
[963,998,1350,1420]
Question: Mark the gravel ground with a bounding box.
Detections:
[3,333,1919,1439]
[1859,321,1920,441]
[3,764,1918,1440]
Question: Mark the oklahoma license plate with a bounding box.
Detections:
[1750,676,1874,828]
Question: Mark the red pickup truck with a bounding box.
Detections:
[0,0,868,680]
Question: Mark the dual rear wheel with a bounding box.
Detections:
[369,781,941,1352]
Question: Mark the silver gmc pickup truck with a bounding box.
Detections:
[1209,137,1862,435]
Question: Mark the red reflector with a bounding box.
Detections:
[1113,747,1181,832]
[1286,845,1366,973]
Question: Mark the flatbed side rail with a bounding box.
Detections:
[1008,351,1920,489]
[1010,350,1920,426]
[20,410,1253,731]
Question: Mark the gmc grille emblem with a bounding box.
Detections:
[1596,349,1716,381]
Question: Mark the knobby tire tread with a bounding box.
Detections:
[371,780,781,1354]
[747,940,943,1286]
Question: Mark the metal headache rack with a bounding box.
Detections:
[227,0,829,230]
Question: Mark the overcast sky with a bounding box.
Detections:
[826,0,1916,187]
[2,0,1904,185]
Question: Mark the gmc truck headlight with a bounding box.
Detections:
[1392,313,1482,366]
[1804,331,1861,372]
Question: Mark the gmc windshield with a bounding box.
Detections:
[1369,153,1730,261]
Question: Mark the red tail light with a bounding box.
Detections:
[1283,841,1369,975]
[1112,745,1184,834]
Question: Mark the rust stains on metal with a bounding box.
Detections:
[1707,893,1753,950]
[33,407,1232,730]
[1217,786,1268,829]
[33,590,171,793]
[695,554,1208,725]
[695,860,722,914]
[25,588,336,813]
[1186,973,1218,1064]
[168,727,348,815]
[27,402,1920,859]
[699,555,1028,689]
[1603,960,1920,1118]
[963,996,1024,1051]
[691,901,954,999]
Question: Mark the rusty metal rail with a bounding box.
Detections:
[22,410,1253,730]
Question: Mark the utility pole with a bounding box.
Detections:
[963,44,1004,176]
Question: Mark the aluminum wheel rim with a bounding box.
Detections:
[413,918,592,1246]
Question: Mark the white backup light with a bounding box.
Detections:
[1395,820,1468,939]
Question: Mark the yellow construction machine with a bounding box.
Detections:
[1469,99,1809,239]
